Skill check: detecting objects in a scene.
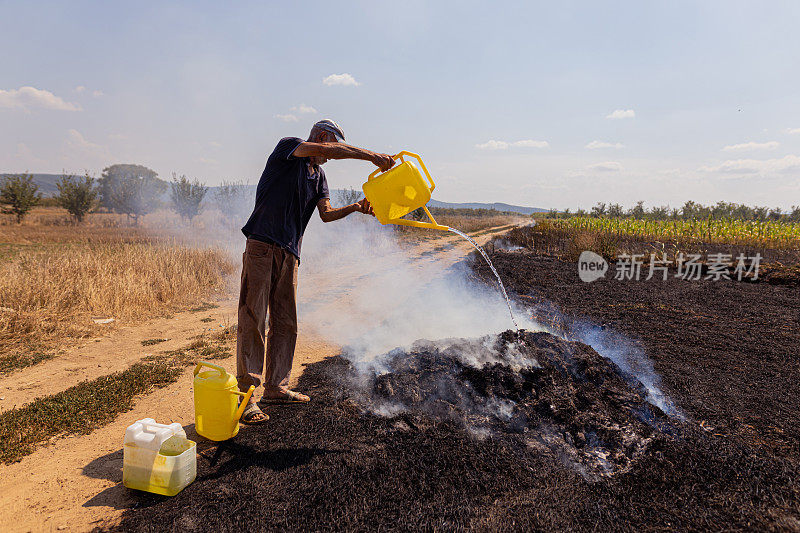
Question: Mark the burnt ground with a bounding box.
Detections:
[473,250,800,464]
[108,246,800,532]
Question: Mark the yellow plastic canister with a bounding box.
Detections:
[193,361,254,441]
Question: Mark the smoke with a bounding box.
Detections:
[571,322,684,419]
[297,215,542,370]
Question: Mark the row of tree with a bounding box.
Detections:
[549,201,800,222]
[0,164,252,224]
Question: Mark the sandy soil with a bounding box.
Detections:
[0,225,511,533]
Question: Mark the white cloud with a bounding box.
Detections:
[209,141,222,148]
[108,133,127,140]
[92,89,104,98]
[290,103,317,114]
[0,86,81,111]
[588,161,622,172]
[74,85,86,93]
[512,139,549,148]
[475,139,549,150]
[699,154,800,176]
[198,157,218,165]
[275,113,299,122]
[322,73,361,86]
[65,129,111,160]
[721,141,779,152]
[586,140,624,149]
[476,140,509,150]
[786,128,800,135]
[605,109,635,119]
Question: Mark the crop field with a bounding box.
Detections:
[548,215,800,250]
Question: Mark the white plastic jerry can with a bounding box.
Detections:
[122,418,197,496]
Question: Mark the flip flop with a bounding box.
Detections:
[259,390,311,405]
[240,403,269,425]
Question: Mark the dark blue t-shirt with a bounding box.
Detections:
[241,137,329,259]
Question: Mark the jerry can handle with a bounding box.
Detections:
[366,151,436,193]
[232,386,256,421]
[194,361,226,377]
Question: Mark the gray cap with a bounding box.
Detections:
[312,119,345,142]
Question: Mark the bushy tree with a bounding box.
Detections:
[590,202,607,217]
[99,164,165,224]
[790,206,800,222]
[213,180,249,218]
[1,173,41,223]
[335,187,363,207]
[170,173,207,221]
[607,203,624,218]
[56,172,97,222]
[628,201,646,219]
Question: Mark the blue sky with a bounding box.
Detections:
[2,1,799,209]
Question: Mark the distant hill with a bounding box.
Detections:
[2,176,546,214]
[428,199,547,215]
[0,173,63,197]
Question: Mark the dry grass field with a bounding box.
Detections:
[0,207,237,374]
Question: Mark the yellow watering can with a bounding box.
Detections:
[362,151,449,231]
[193,361,254,441]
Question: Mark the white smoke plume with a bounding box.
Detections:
[297,215,541,369]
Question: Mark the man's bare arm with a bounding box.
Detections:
[317,198,374,223]
[294,142,394,171]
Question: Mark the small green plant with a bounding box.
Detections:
[56,172,98,222]
[1,173,41,223]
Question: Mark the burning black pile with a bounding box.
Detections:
[113,330,800,532]
[355,330,665,479]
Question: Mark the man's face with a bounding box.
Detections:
[311,131,337,166]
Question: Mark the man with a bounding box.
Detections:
[237,119,394,424]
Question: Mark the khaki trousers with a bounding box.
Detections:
[236,238,298,400]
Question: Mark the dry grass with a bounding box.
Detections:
[0,208,238,374]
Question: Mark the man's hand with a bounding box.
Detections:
[357,198,375,216]
[317,197,374,222]
[372,153,395,172]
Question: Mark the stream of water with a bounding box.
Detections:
[448,227,518,329]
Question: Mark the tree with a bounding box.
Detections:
[790,206,800,222]
[590,202,607,217]
[628,201,646,219]
[335,187,363,207]
[768,207,783,221]
[607,203,624,218]
[213,180,249,218]
[99,164,165,224]
[1,173,41,223]
[170,173,208,221]
[56,172,97,222]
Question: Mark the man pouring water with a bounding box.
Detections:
[236,120,394,424]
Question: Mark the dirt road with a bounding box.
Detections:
[0,225,513,532]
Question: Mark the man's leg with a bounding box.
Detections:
[263,247,299,395]
[236,239,274,401]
